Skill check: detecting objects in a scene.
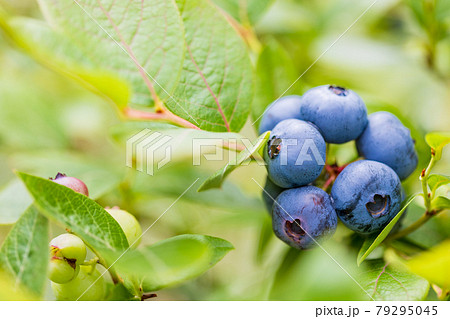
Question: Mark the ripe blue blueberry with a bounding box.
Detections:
[356,111,418,180]
[272,186,337,250]
[258,95,303,134]
[264,119,326,188]
[262,177,285,215]
[331,160,402,235]
[300,85,368,144]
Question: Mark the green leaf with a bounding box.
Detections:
[127,163,264,215]
[408,240,450,289]
[359,259,429,301]
[6,17,130,108]
[114,235,233,291]
[357,234,378,263]
[0,62,70,150]
[256,215,274,263]
[17,172,129,260]
[36,0,185,108]
[270,243,366,300]
[430,196,450,211]
[168,0,254,132]
[0,270,37,301]
[212,0,274,25]
[251,39,300,126]
[425,131,450,160]
[0,179,32,225]
[427,174,450,194]
[198,131,270,191]
[357,194,420,266]
[0,206,48,297]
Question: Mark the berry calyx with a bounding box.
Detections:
[328,85,348,96]
[50,233,87,263]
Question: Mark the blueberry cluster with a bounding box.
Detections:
[260,85,418,250]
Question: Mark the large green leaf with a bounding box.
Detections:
[17,172,129,260]
[5,17,130,108]
[0,270,37,301]
[357,194,420,266]
[0,206,48,297]
[0,179,32,225]
[0,59,70,150]
[212,0,274,25]
[168,0,253,132]
[251,39,300,127]
[125,163,264,215]
[359,259,429,301]
[37,0,185,108]
[408,240,450,289]
[114,234,233,291]
[198,131,270,191]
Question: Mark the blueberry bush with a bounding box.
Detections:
[0,0,449,301]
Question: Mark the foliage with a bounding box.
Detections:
[0,0,448,301]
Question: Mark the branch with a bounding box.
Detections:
[124,107,200,130]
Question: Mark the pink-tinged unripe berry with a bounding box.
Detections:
[51,173,89,196]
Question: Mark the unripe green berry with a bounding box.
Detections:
[105,207,142,249]
[48,258,80,284]
[50,234,86,263]
[51,265,106,301]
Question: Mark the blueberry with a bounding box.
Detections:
[300,85,368,144]
[262,177,285,215]
[356,111,418,180]
[258,95,303,134]
[264,119,326,188]
[331,160,402,235]
[51,173,89,196]
[272,186,337,249]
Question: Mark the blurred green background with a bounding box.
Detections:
[0,0,449,300]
